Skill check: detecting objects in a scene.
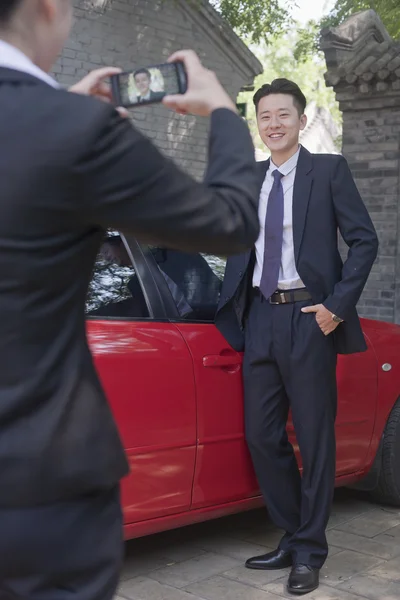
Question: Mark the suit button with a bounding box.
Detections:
[225,296,230,302]
[239,271,243,277]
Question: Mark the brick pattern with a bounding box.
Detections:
[53,0,258,181]
[341,109,400,322]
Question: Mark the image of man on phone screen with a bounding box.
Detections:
[132,67,165,103]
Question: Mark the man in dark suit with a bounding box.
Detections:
[0,1,260,598]
[133,67,165,103]
[216,79,378,595]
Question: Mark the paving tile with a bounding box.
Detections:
[242,526,285,548]
[375,523,400,541]
[160,541,207,563]
[148,551,241,588]
[374,506,400,516]
[327,512,357,530]
[337,573,400,599]
[119,576,206,600]
[320,550,383,587]
[196,535,274,561]
[334,509,400,538]
[367,557,400,582]
[326,500,374,531]
[330,489,376,516]
[327,529,400,560]
[326,505,380,531]
[264,580,371,599]
[326,545,344,558]
[222,564,288,588]
[186,574,280,600]
[120,551,173,581]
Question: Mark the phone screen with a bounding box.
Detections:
[113,63,185,108]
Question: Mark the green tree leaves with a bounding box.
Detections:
[210,0,292,45]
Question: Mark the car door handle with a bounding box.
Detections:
[203,354,242,368]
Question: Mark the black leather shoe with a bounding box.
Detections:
[245,548,292,570]
[287,564,319,595]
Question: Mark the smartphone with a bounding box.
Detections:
[111,62,188,109]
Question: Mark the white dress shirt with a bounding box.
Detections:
[138,92,151,102]
[253,146,305,290]
[0,39,59,88]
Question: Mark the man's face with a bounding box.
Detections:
[134,73,151,96]
[256,93,307,156]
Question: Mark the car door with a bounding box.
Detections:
[334,331,378,474]
[85,234,197,525]
[140,245,259,509]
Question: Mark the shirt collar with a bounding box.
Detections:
[269,145,301,177]
[0,40,59,89]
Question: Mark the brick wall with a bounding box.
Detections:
[341,107,400,322]
[53,0,261,180]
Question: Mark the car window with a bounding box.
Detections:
[148,247,226,321]
[86,234,149,319]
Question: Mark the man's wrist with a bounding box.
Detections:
[331,313,344,324]
[208,98,237,114]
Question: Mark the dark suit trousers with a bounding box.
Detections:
[0,486,123,600]
[243,294,337,568]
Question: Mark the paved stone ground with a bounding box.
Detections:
[116,489,400,600]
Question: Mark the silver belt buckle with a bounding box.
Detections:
[269,291,286,305]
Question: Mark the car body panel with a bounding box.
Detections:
[354,318,400,472]
[175,323,259,509]
[87,320,197,524]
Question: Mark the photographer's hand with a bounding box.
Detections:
[69,67,129,117]
[163,50,237,117]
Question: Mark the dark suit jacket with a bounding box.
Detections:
[216,146,379,355]
[0,67,260,506]
[137,90,165,103]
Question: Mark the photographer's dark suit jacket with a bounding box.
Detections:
[216,146,379,355]
[0,67,260,507]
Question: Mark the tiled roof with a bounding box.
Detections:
[321,10,400,94]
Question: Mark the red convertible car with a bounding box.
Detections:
[86,233,400,540]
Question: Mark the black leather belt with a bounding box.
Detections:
[253,287,312,304]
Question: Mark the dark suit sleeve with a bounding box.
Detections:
[76,107,260,256]
[323,157,378,320]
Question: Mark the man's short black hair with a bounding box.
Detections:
[134,68,151,80]
[0,0,22,23]
[253,78,307,116]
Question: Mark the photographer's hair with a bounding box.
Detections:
[253,79,307,117]
[134,68,151,80]
[0,0,22,24]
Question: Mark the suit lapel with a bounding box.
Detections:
[258,158,269,184]
[293,147,313,263]
[242,159,270,269]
